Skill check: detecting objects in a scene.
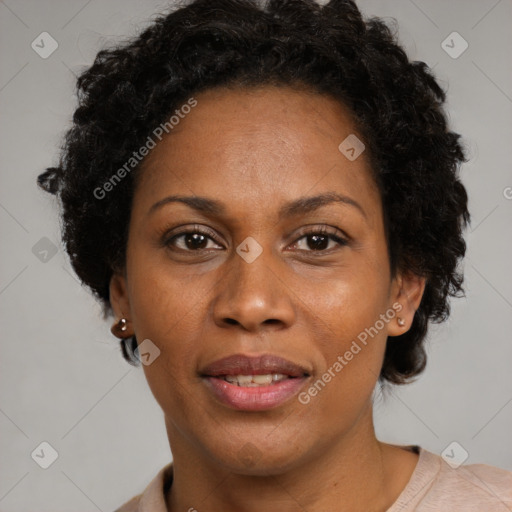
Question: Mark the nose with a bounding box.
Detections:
[212,245,296,333]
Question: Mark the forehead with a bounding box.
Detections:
[133,85,380,221]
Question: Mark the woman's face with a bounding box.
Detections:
[110,85,423,474]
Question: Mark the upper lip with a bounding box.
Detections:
[200,354,310,377]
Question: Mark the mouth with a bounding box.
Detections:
[200,354,311,411]
[220,373,296,386]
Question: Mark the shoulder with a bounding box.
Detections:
[113,493,142,512]
[433,458,512,504]
[416,448,512,510]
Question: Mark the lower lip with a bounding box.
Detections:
[203,376,307,411]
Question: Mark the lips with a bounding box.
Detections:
[200,354,310,378]
[200,354,311,411]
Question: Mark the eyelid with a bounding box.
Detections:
[177,224,219,240]
[291,225,349,243]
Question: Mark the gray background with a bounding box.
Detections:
[1,0,511,510]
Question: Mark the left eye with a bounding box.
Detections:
[290,230,348,252]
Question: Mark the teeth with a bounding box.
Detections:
[235,375,253,385]
[252,374,272,385]
[223,374,289,386]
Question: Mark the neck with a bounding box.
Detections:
[165,403,405,512]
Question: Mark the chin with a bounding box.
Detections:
[223,452,305,477]
[203,432,310,477]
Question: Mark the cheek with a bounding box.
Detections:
[126,256,211,404]
[127,247,211,341]
[318,289,389,380]
[302,261,390,403]
[299,298,387,427]
[310,257,390,340]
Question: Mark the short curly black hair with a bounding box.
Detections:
[37,0,469,385]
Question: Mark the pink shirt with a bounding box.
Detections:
[114,445,512,511]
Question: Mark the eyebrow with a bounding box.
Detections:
[147,192,367,220]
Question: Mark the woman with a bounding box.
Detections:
[37,0,512,510]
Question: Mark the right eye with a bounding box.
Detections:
[164,227,224,252]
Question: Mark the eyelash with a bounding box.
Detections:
[163,225,348,254]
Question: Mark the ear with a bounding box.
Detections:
[109,271,132,322]
[387,271,426,337]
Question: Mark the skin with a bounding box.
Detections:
[110,85,426,512]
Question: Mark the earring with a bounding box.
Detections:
[110,318,140,366]
[111,317,129,337]
[397,317,406,327]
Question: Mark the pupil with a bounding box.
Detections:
[309,234,328,250]
[186,233,207,249]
